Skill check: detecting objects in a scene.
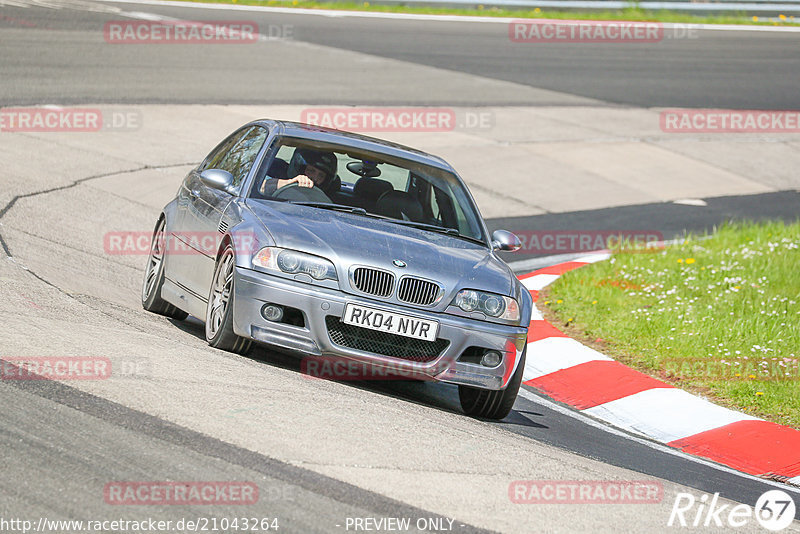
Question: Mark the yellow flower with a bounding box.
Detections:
[734,285,741,290]
[686,258,695,264]
[752,15,758,21]
[756,391,764,396]
[735,373,741,377]
[592,300,598,305]
[556,299,563,304]
[677,258,684,263]
[748,374,756,379]
[779,13,787,20]
[544,300,550,305]
[701,267,705,270]
[534,7,541,12]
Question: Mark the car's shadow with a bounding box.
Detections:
[169,315,548,429]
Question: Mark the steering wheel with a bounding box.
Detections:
[273,182,333,203]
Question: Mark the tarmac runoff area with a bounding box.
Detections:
[1,104,800,532]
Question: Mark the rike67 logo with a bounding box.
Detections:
[668,489,796,531]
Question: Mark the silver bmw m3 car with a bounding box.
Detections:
[142,120,532,419]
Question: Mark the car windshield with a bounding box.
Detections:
[250,137,487,242]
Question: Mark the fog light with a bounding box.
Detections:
[480,350,502,368]
[261,304,284,322]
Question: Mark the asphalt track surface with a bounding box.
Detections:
[0,0,799,109]
[2,2,800,532]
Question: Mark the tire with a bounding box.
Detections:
[142,217,189,321]
[459,346,526,420]
[205,244,252,355]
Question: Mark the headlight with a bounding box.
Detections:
[453,289,520,322]
[253,247,337,281]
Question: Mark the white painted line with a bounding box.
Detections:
[673,198,709,207]
[583,388,761,444]
[120,10,176,20]
[452,0,800,14]
[530,306,543,321]
[509,253,589,273]
[97,0,800,32]
[516,387,800,495]
[789,475,800,486]
[524,336,612,381]
[0,0,33,6]
[572,252,612,264]
[521,273,560,291]
[97,0,514,21]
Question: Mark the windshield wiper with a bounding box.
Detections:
[386,219,460,235]
[288,201,368,215]
[385,219,486,245]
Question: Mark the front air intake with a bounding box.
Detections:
[351,267,395,298]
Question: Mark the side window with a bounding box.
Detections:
[275,145,296,169]
[373,164,409,191]
[213,127,269,189]
[201,129,246,172]
[428,191,441,220]
[426,181,464,234]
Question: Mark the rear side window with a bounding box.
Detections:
[212,127,269,189]
[201,129,246,172]
[201,126,269,192]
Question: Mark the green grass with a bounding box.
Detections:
[174,0,800,27]
[544,220,800,429]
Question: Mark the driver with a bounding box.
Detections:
[260,148,338,196]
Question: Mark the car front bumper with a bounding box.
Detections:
[232,267,528,390]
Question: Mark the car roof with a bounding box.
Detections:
[251,119,454,172]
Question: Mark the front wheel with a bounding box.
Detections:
[205,245,252,355]
[459,347,526,420]
[142,217,188,320]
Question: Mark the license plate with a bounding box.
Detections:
[342,303,439,342]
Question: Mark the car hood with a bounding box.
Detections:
[246,201,514,299]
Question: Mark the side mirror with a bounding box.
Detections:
[491,230,522,252]
[200,169,235,194]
